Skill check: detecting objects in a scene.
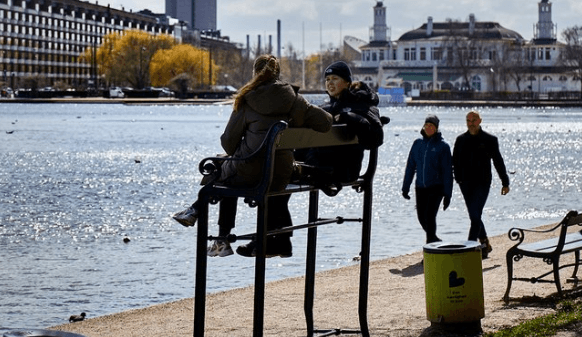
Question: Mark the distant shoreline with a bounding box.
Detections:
[1,97,582,108]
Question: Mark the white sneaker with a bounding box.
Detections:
[207,240,234,257]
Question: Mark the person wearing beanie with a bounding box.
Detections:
[453,110,510,259]
[294,60,388,190]
[402,114,453,244]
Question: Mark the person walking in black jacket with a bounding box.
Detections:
[453,110,510,258]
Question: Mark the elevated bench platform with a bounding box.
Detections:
[504,210,582,302]
[193,121,381,337]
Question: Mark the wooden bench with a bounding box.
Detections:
[504,210,582,302]
[192,121,382,337]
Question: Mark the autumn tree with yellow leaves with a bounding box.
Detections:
[82,30,175,89]
[149,44,218,89]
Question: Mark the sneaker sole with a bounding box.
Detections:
[172,216,196,227]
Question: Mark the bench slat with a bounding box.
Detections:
[276,125,358,150]
[518,232,582,254]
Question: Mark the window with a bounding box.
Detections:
[420,47,426,61]
[471,75,482,91]
[431,47,442,61]
[543,76,553,81]
[410,48,416,61]
[545,48,551,60]
[372,52,377,61]
[404,48,410,61]
[489,50,497,60]
[559,76,568,81]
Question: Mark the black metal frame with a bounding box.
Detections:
[192,121,378,336]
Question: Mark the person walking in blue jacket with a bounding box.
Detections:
[402,115,453,244]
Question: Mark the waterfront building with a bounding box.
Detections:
[351,0,578,96]
[0,0,172,88]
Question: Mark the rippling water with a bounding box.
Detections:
[1,103,581,333]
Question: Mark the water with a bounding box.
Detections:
[0,103,581,333]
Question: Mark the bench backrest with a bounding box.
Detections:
[261,121,377,193]
[556,210,582,250]
[197,121,379,201]
[275,125,359,150]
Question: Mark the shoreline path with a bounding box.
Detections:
[51,223,579,336]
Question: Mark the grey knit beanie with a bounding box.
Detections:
[424,114,440,129]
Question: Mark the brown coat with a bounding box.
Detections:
[219,80,332,191]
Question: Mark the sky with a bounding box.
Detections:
[108,0,582,56]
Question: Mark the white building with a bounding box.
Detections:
[352,0,579,95]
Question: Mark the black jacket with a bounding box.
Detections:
[301,81,384,183]
[453,128,510,187]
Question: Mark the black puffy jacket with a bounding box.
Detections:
[300,81,385,184]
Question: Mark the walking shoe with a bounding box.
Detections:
[207,240,234,257]
[236,235,293,258]
[479,237,493,259]
[172,204,199,227]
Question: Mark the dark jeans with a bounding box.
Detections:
[415,185,444,244]
[218,194,292,238]
[459,183,490,241]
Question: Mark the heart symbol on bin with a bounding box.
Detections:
[448,271,465,288]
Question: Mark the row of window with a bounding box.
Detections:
[0,60,90,76]
[0,36,99,53]
[0,7,160,32]
[0,25,107,44]
[1,50,83,63]
[363,46,556,63]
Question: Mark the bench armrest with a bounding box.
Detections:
[508,210,580,245]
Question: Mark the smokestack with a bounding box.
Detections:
[269,35,272,54]
[246,35,250,58]
[258,35,261,55]
[427,16,433,36]
[277,20,281,58]
[469,13,475,35]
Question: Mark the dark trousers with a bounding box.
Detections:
[459,183,490,241]
[218,194,292,238]
[415,185,444,244]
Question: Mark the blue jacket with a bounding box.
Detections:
[402,131,453,198]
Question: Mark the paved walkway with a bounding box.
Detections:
[51,223,581,336]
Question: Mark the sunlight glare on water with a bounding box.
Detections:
[0,103,581,332]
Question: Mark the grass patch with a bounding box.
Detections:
[485,300,582,337]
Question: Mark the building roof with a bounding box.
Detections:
[532,38,558,45]
[398,21,524,42]
[344,36,367,51]
[360,40,391,49]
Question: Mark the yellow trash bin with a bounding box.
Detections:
[423,241,484,328]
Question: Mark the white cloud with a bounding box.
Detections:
[104,0,582,54]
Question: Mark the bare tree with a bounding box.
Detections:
[561,26,582,98]
[441,19,488,90]
[280,43,303,87]
[490,41,529,93]
[212,48,253,89]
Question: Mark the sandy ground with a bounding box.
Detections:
[49,223,582,336]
